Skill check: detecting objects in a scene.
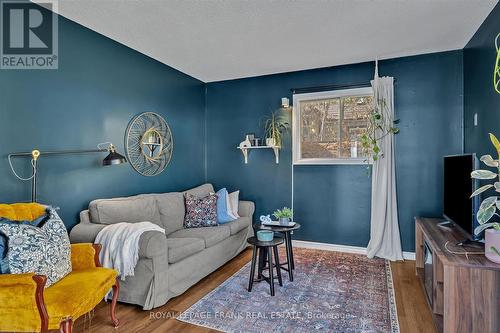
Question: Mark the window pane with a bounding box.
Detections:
[340,95,373,158]
[300,98,340,158]
[299,93,373,160]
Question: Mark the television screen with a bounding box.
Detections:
[443,154,478,237]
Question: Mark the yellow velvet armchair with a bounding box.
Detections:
[0,243,120,333]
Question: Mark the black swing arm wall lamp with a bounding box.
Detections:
[8,142,127,203]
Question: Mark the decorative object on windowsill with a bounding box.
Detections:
[360,60,400,162]
[8,142,127,202]
[256,230,274,242]
[469,133,500,263]
[125,112,173,176]
[494,33,500,94]
[273,207,293,226]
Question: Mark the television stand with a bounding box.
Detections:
[415,217,500,333]
[456,238,484,247]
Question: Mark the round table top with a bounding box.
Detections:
[253,222,301,232]
[247,236,284,247]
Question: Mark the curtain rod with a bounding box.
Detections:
[290,79,396,95]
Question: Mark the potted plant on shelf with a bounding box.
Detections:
[273,207,293,225]
[470,133,500,264]
[264,111,289,147]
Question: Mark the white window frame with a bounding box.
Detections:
[292,87,373,165]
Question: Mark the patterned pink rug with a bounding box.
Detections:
[178,248,399,333]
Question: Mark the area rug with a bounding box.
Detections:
[177,248,400,333]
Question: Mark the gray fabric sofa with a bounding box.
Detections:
[69,183,254,310]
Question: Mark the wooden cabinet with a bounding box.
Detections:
[415,217,500,333]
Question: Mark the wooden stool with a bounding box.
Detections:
[247,236,284,296]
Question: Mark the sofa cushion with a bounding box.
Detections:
[89,195,160,225]
[167,237,205,264]
[225,216,251,235]
[183,183,215,198]
[168,225,231,248]
[155,192,185,234]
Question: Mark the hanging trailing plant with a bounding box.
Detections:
[360,96,400,161]
[494,33,500,94]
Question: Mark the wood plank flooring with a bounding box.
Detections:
[68,248,435,333]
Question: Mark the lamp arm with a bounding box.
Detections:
[7,148,108,182]
[8,148,107,158]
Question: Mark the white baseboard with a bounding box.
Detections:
[292,240,415,260]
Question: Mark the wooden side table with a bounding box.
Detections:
[247,236,284,296]
[253,223,301,281]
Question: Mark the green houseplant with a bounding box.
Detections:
[360,98,399,161]
[470,133,500,263]
[494,33,499,94]
[264,111,289,147]
[273,207,293,225]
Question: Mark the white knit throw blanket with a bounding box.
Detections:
[95,222,165,280]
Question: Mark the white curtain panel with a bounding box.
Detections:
[366,76,404,261]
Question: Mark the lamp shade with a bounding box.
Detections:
[102,150,127,166]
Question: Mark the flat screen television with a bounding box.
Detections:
[443,154,480,241]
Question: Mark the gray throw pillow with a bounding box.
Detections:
[0,208,71,287]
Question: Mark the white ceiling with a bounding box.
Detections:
[51,0,497,82]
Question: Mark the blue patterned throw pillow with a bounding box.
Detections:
[0,212,49,274]
[0,208,71,286]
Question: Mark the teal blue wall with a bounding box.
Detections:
[206,51,464,252]
[0,15,206,228]
[464,3,500,156]
[1,5,482,253]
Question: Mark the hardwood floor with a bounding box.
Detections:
[68,248,436,333]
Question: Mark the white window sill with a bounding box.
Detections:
[293,158,372,165]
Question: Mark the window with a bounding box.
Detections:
[292,87,373,165]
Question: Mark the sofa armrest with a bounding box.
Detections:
[71,243,101,270]
[69,221,107,243]
[138,231,168,259]
[238,200,255,218]
[0,273,48,332]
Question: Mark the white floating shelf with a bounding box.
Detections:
[237,145,281,164]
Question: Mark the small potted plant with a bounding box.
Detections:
[273,207,293,225]
[470,133,500,264]
[264,111,289,147]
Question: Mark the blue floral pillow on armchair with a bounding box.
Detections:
[0,208,71,287]
[0,212,49,274]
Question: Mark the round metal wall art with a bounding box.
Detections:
[125,112,173,176]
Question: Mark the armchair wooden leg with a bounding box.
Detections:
[110,278,120,327]
[59,317,73,333]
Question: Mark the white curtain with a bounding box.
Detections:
[366,74,403,261]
